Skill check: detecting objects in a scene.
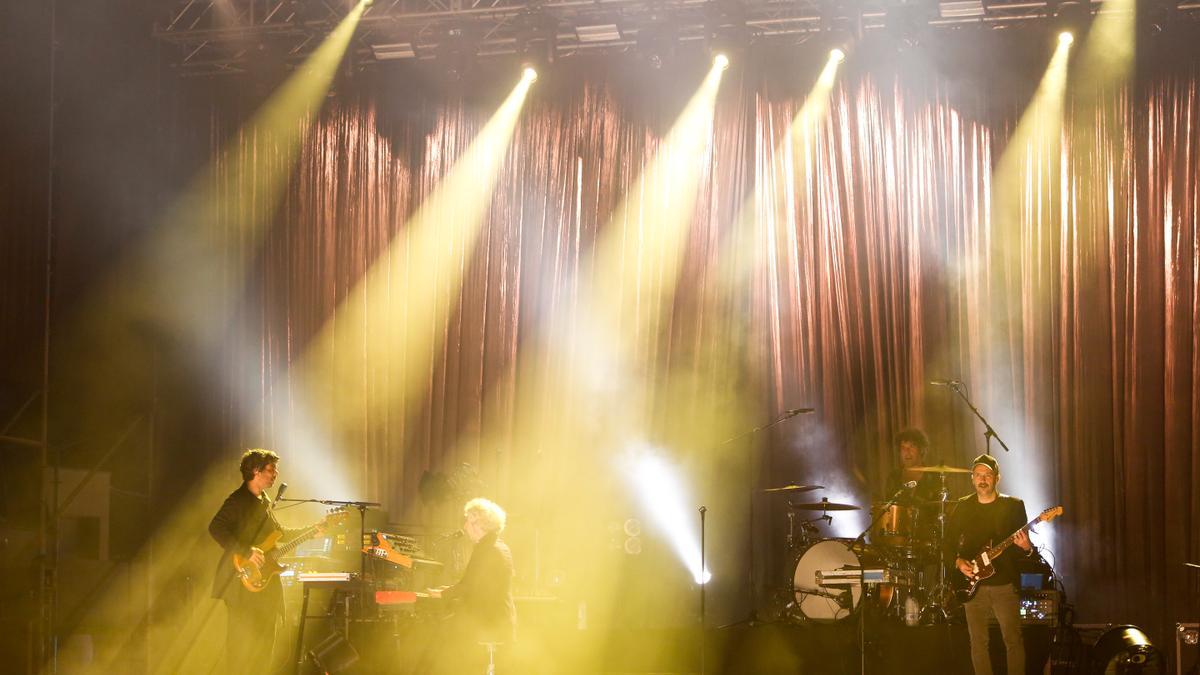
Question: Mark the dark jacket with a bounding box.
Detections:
[208,483,295,605]
[946,493,1030,587]
[441,532,516,642]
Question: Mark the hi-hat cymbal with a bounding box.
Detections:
[763,484,824,493]
[788,498,861,512]
[910,464,971,474]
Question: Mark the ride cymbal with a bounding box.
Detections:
[909,464,971,474]
[763,484,824,493]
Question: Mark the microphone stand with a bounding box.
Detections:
[846,484,911,675]
[708,408,813,629]
[945,382,1011,453]
[848,484,911,551]
[699,506,707,675]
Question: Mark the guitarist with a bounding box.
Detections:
[947,454,1035,675]
[208,448,311,674]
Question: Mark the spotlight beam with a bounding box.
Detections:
[295,72,535,483]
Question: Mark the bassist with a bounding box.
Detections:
[947,454,1035,675]
[208,448,308,675]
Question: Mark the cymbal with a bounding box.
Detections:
[763,484,824,493]
[909,464,971,474]
[789,498,861,512]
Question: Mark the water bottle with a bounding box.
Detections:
[904,595,921,627]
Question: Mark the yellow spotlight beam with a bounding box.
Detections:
[1079,0,1136,87]
[299,71,535,460]
[991,34,1073,223]
[145,0,368,342]
[590,58,726,356]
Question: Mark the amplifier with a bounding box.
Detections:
[1018,590,1060,626]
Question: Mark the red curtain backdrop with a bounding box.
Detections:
[2,63,1196,643]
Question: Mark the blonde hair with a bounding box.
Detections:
[464,497,507,534]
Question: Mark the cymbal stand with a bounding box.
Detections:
[920,474,953,623]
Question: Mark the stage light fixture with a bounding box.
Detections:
[714,52,730,70]
[830,47,846,63]
[309,631,359,674]
[939,0,985,18]
[522,65,539,82]
[370,42,415,60]
[575,23,621,43]
[1091,625,1162,672]
[1053,1,1092,40]
[1058,31,1074,45]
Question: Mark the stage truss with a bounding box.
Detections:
[154,0,1200,77]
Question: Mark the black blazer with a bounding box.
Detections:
[441,532,517,642]
[208,483,292,603]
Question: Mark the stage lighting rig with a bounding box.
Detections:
[1051,0,1093,39]
[516,10,559,76]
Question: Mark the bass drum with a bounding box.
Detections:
[792,539,890,622]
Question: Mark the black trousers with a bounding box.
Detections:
[223,587,281,675]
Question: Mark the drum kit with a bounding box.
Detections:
[767,464,973,626]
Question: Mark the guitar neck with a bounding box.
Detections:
[276,524,321,557]
[985,516,1039,559]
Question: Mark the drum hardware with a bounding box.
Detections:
[788,498,862,512]
[915,472,956,624]
[785,510,827,552]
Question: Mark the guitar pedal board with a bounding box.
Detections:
[1019,589,1061,626]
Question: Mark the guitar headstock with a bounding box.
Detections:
[1038,506,1063,523]
[323,506,351,527]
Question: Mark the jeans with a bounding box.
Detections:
[963,583,1025,675]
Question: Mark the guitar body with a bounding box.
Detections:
[233,530,287,592]
[955,552,998,603]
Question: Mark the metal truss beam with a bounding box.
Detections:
[153,0,1200,77]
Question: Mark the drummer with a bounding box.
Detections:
[883,428,942,504]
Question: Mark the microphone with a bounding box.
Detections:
[272,482,288,510]
[785,408,816,417]
[903,480,918,489]
[929,379,961,386]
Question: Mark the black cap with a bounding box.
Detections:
[971,454,999,474]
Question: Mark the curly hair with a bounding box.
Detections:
[464,497,507,534]
[239,448,280,482]
[894,428,930,456]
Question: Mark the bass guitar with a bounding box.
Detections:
[233,506,349,592]
[956,505,1063,602]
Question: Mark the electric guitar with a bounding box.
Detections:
[956,505,1063,602]
[232,507,349,592]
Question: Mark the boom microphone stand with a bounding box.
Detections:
[720,408,814,625]
[936,381,1011,453]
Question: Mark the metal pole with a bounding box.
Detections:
[699,505,707,675]
[38,0,60,671]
